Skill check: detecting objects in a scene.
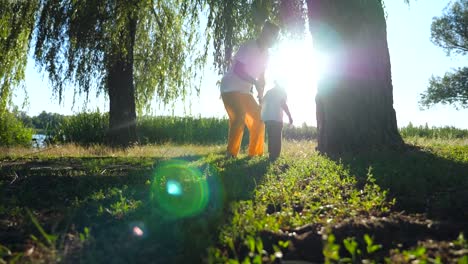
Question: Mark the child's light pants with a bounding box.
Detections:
[221,92,265,157]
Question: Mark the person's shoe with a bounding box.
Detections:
[268,155,278,162]
[247,154,264,159]
[225,152,236,159]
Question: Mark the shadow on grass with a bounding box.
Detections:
[336,146,468,222]
[256,146,468,263]
[0,154,270,263]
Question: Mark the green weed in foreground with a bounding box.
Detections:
[340,141,468,220]
[208,151,392,263]
[206,140,468,263]
[1,140,467,263]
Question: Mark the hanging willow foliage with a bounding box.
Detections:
[1,0,307,113]
[0,0,39,113]
[33,0,205,113]
[205,0,307,74]
[1,0,409,115]
[203,0,413,75]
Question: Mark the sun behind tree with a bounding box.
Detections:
[267,32,329,126]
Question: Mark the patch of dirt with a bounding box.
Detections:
[257,213,467,263]
[388,239,468,263]
[0,158,154,179]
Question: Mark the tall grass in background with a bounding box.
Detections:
[57,112,109,145]
[52,113,318,145]
[24,111,468,146]
[283,123,317,140]
[400,123,468,139]
[138,116,229,144]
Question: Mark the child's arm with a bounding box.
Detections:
[281,100,293,125]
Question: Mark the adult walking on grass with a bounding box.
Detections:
[220,21,280,158]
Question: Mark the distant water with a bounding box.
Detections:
[32,134,47,148]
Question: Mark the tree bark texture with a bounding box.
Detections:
[307,0,403,155]
[107,15,137,147]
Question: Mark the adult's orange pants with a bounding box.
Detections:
[221,92,265,157]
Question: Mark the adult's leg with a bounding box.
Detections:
[243,94,265,156]
[268,121,283,161]
[222,92,246,157]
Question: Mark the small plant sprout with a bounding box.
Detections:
[364,234,382,254]
[323,234,341,264]
[343,237,360,262]
[79,227,91,242]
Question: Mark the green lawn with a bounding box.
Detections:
[0,140,467,263]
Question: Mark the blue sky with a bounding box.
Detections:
[14,0,467,128]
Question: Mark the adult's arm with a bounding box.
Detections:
[233,61,257,85]
[256,72,265,101]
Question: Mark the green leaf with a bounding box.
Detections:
[343,237,358,256]
[26,208,56,247]
[364,234,372,246]
[278,240,289,248]
[255,237,264,254]
[252,255,262,264]
[246,236,255,253]
[364,234,382,254]
[458,255,468,264]
[0,244,11,258]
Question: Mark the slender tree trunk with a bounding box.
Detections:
[107,15,137,147]
[307,0,403,155]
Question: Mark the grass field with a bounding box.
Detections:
[1,139,467,263]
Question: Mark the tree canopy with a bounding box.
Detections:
[421,67,468,109]
[205,0,307,74]
[420,0,467,109]
[0,0,39,113]
[1,0,411,113]
[33,0,205,113]
[430,0,467,56]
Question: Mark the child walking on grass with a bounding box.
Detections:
[261,84,293,161]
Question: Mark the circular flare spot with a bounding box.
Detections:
[129,221,147,238]
[133,226,144,237]
[166,180,182,196]
[151,160,209,218]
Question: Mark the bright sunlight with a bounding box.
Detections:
[266,33,327,127]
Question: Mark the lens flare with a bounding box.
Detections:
[129,221,147,238]
[133,226,144,237]
[166,180,182,196]
[151,160,210,218]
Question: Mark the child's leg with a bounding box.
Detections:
[267,121,283,161]
[266,122,275,159]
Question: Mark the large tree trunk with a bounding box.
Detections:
[107,15,137,147]
[307,0,403,155]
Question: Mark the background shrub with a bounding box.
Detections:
[58,112,109,145]
[20,111,468,146]
[0,110,33,146]
[137,116,229,144]
[283,123,317,141]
